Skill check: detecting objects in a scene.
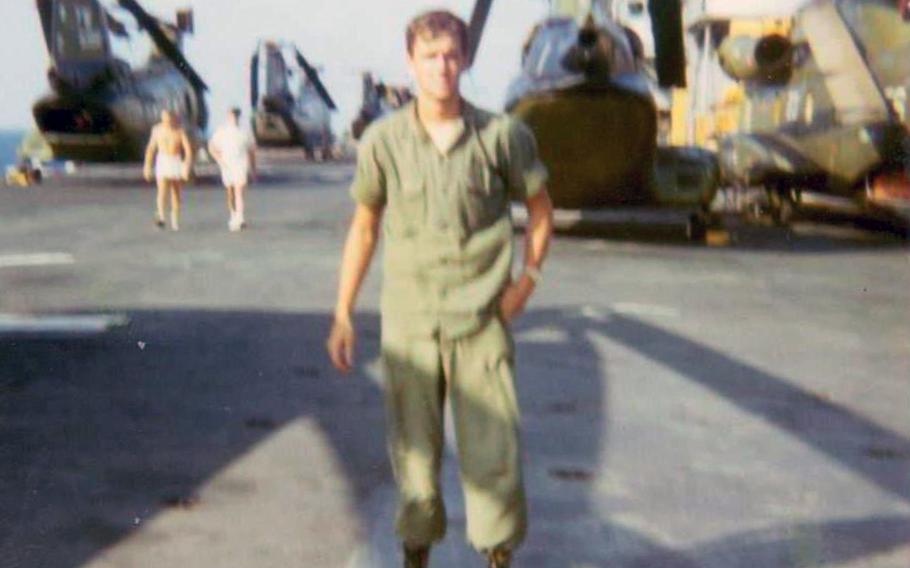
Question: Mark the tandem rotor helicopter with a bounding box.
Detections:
[350,72,413,141]
[249,40,337,159]
[466,0,719,239]
[710,0,910,225]
[32,0,208,162]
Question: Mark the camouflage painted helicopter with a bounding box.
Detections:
[350,72,413,141]
[715,0,910,224]
[32,0,207,162]
[467,0,719,238]
[249,41,337,158]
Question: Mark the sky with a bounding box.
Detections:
[0,0,548,134]
[684,0,810,19]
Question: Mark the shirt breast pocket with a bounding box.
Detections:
[459,167,507,232]
[388,178,426,237]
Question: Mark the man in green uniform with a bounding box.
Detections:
[327,10,554,568]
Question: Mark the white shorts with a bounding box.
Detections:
[156,153,184,181]
[221,163,249,187]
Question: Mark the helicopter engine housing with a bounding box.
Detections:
[718,34,793,84]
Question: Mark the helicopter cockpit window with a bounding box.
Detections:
[297,72,314,96]
[524,20,578,78]
[628,1,645,16]
[53,0,107,61]
[104,7,153,69]
[265,50,290,97]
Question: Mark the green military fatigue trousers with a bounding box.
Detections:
[381,316,527,552]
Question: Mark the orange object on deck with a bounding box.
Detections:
[869,171,910,203]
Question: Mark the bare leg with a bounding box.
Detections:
[155,178,167,227]
[226,185,236,218]
[226,185,237,230]
[169,181,182,231]
[235,181,247,228]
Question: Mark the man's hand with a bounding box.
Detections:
[327,316,356,373]
[143,167,153,183]
[502,187,552,324]
[499,274,536,324]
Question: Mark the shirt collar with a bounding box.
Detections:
[408,98,477,145]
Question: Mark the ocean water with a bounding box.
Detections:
[0,130,24,169]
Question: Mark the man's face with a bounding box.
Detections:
[407,32,465,103]
[161,110,174,127]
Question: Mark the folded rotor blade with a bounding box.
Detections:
[466,0,494,66]
[294,49,337,111]
[117,0,208,93]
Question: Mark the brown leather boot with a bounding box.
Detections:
[486,547,512,568]
[403,544,430,568]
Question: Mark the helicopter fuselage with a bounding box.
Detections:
[33,0,207,162]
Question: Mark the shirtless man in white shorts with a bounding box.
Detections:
[208,108,257,231]
[143,110,193,231]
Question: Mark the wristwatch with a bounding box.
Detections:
[523,265,543,284]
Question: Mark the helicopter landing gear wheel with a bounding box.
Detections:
[766,183,796,226]
[686,212,708,242]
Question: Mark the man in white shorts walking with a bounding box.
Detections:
[208,108,257,231]
[143,109,193,231]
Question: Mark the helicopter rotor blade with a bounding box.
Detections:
[294,49,337,111]
[117,0,208,93]
[250,52,260,109]
[648,0,686,88]
[466,0,494,66]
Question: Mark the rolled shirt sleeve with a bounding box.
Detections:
[501,117,548,202]
[349,128,386,208]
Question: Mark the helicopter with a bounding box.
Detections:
[713,0,910,225]
[249,41,337,159]
[32,0,208,162]
[350,72,413,141]
[466,0,719,239]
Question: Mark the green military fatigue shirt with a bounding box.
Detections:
[350,100,548,339]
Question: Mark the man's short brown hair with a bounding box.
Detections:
[406,10,469,56]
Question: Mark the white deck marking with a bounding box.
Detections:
[610,302,680,318]
[0,313,128,335]
[0,253,75,269]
